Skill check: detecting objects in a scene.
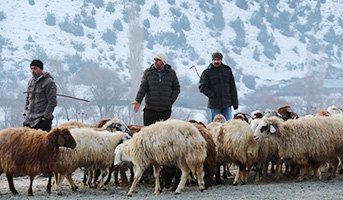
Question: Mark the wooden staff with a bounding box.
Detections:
[24,92,90,102]
[189,65,200,78]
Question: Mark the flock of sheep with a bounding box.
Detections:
[0,104,343,197]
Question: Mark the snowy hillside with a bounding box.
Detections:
[0,0,342,98]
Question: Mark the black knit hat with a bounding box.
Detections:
[30,59,43,70]
[212,52,223,60]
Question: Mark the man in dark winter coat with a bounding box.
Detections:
[199,52,238,121]
[23,59,57,132]
[133,53,180,126]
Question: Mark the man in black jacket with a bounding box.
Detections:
[199,52,238,121]
[132,53,180,126]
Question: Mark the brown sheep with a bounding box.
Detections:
[0,127,76,196]
[277,104,299,121]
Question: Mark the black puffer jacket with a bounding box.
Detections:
[135,64,180,111]
[199,63,238,109]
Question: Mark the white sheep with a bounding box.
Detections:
[114,119,207,196]
[254,116,343,181]
[327,105,343,115]
[208,119,259,185]
[53,128,131,195]
[250,118,284,182]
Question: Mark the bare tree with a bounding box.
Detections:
[0,69,25,128]
[73,66,126,119]
[49,59,74,121]
[128,1,144,124]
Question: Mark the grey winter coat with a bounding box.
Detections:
[23,72,57,127]
[135,64,180,111]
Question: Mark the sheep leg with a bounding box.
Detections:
[194,165,205,192]
[129,167,134,182]
[296,166,305,182]
[153,165,162,195]
[127,167,144,196]
[46,174,52,194]
[55,173,65,195]
[214,163,222,185]
[254,162,262,183]
[104,165,114,185]
[53,172,59,191]
[328,157,340,180]
[82,167,88,185]
[94,169,101,185]
[274,162,282,180]
[114,167,120,185]
[66,174,78,191]
[6,173,18,195]
[233,165,240,185]
[233,163,246,185]
[87,168,95,187]
[174,165,189,194]
[240,164,247,185]
[98,168,108,190]
[28,176,35,196]
[120,168,128,185]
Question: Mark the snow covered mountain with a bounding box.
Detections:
[0,0,342,115]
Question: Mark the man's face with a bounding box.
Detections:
[212,58,222,67]
[154,58,164,70]
[30,66,43,77]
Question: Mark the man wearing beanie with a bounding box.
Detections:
[199,52,238,121]
[23,59,57,132]
[133,53,180,126]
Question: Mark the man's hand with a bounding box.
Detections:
[132,101,140,113]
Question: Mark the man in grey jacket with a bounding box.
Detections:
[23,59,57,132]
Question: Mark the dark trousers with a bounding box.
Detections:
[143,108,171,126]
[25,119,52,132]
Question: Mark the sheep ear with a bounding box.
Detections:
[269,125,276,134]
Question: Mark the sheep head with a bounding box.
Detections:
[254,117,277,140]
[102,117,131,134]
[52,127,77,149]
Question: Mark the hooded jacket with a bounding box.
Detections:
[135,64,180,111]
[199,63,238,109]
[23,72,57,127]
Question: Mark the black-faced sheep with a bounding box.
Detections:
[114,119,207,196]
[53,128,131,195]
[254,116,343,181]
[0,127,76,196]
[233,112,251,123]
